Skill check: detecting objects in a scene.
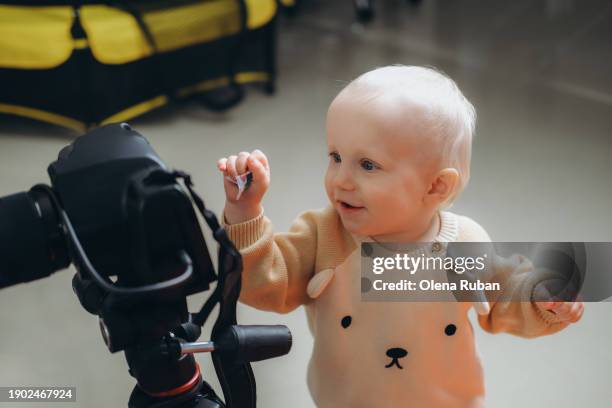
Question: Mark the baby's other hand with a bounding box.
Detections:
[533,281,584,324]
[217,149,270,224]
[535,300,584,323]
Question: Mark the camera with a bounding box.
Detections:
[0,123,291,408]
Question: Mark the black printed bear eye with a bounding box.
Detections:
[445,324,457,336]
[341,315,352,329]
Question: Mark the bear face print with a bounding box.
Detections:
[338,314,458,370]
[305,248,485,408]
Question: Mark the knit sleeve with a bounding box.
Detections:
[457,216,570,338]
[222,209,320,313]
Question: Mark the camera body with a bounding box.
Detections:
[49,123,216,297]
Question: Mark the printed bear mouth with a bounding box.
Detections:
[385,358,404,369]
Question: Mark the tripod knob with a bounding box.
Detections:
[214,325,292,363]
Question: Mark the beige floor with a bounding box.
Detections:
[1,0,611,407]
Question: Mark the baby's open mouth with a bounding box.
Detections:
[339,201,363,210]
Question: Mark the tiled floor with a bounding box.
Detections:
[1,1,611,406]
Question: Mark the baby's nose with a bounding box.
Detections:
[386,347,408,359]
[335,167,355,190]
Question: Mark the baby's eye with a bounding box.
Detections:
[329,152,341,163]
[341,315,352,329]
[360,159,377,171]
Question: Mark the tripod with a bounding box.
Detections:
[69,170,292,408]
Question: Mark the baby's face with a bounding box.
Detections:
[325,93,438,240]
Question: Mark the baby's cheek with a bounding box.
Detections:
[368,188,400,215]
[323,172,334,202]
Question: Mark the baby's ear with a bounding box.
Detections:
[426,168,459,206]
[307,268,335,299]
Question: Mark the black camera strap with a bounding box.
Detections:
[148,169,257,408]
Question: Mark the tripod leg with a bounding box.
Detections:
[128,379,224,408]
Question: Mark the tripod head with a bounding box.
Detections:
[0,123,292,407]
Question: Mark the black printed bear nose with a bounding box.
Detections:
[386,348,408,359]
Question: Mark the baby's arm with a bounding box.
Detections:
[457,216,577,338]
[217,150,318,313]
[222,209,319,313]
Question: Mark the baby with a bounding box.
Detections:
[216,66,583,407]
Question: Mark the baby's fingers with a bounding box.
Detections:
[247,155,269,186]
[569,301,584,323]
[226,155,238,178]
[250,149,269,170]
[236,151,250,175]
[551,301,572,316]
[217,157,228,172]
[547,301,583,323]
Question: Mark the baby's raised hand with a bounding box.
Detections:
[217,149,270,224]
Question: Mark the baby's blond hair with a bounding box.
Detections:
[342,65,476,207]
